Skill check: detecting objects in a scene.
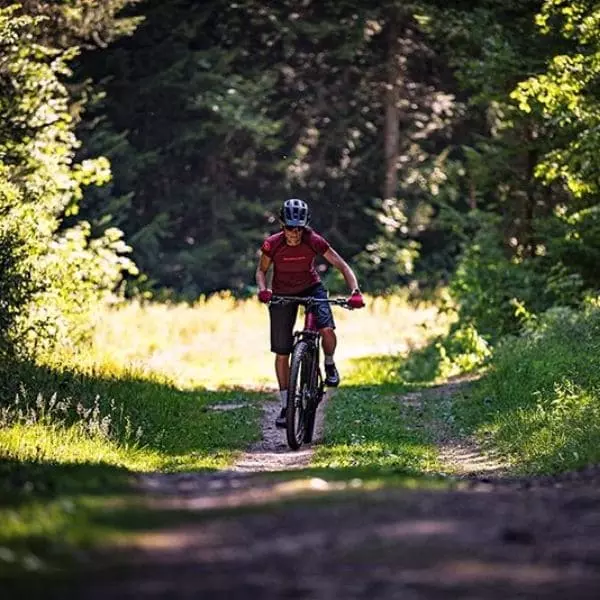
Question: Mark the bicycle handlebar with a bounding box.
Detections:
[270,295,351,308]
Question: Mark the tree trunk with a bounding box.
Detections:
[383,8,403,201]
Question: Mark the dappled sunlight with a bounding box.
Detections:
[313,440,438,473]
[83,293,448,390]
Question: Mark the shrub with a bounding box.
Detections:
[0,7,136,358]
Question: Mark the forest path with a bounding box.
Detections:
[138,389,331,502]
[397,375,510,478]
[230,392,331,472]
[38,382,600,599]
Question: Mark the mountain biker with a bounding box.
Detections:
[256,198,365,428]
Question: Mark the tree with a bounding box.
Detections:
[75,0,460,295]
[0,4,138,357]
[511,0,600,291]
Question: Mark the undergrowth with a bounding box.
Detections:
[452,306,600,474]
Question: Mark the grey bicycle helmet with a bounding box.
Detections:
[280,198,310,227]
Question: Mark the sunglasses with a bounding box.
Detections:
[283,225,304,232]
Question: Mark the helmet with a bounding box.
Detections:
[280,198,310,227]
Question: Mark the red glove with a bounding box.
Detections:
[347,289,364,309]
[258,289,273,304]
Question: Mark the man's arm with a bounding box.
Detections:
[323,247,360,292]
[256,252,272,291]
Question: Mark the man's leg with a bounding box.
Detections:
[275,353,290,390]
[320,327,337,356]
[320,327,340,387]
[270,300,296,429]
[274,354,290,427]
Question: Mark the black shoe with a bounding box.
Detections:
[324,362,340,387]
[275,407,287,428]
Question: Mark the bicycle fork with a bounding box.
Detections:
[291,330,324,409]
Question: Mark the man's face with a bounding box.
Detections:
[282,224,304,246]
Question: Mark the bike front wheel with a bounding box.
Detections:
[303,369,323,443]
[286,340,313,450]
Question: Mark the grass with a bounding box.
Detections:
[83,291,444,388]
[0,291,450,577]
[312,354,442,475]
[0,291,446,474]
[0,365,265,473]
[451,307,600,474]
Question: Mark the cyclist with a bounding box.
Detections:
[256,198,365,428]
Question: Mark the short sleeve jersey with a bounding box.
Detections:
[260,228,331,294]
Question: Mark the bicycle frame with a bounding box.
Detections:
[270,295,350,449]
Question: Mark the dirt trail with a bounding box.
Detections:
[138,391,330,500]
[37,382,600,599]
[398,377,509,478]
[231,393,330,472]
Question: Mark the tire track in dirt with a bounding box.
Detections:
[230,391,331,472]
[399,376,510,478]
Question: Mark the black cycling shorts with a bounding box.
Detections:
[269,283,335,355]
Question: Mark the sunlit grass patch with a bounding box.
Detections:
[0,378,265,474]
[313,355,441,475]
[452,307,600,474]
[82,292,448,389]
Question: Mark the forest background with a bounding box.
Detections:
[1,0,599,358]
[4,1,600,578]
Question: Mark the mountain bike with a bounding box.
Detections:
[269,295,352,451]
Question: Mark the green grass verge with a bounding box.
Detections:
[0,358,266,577]
[451,307,600,474]
[0,360,265,473]
[312,355,442,475]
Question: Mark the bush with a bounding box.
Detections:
[454,305,600,474]
[0,8,136,358]
[450,215,584,341]
[401,322,491,383]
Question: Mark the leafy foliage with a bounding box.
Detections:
[454,305,600,474]
[0,5,137,357]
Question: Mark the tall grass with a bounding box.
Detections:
[82,291,445,389]
[452,307,600,474]
[1,292,448,476]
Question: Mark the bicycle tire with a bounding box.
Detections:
[303,368,321,443]
[286,340,312,450]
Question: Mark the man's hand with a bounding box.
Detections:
[347,289,364,309]
[258,289,273,304]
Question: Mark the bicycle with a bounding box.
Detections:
[269,295,353,451]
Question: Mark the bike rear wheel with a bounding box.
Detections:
[286,340,313,450]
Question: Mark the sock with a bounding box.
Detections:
[324,354,335,366]
[279,389,288,408]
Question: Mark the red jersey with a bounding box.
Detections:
[261,228,330,294]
